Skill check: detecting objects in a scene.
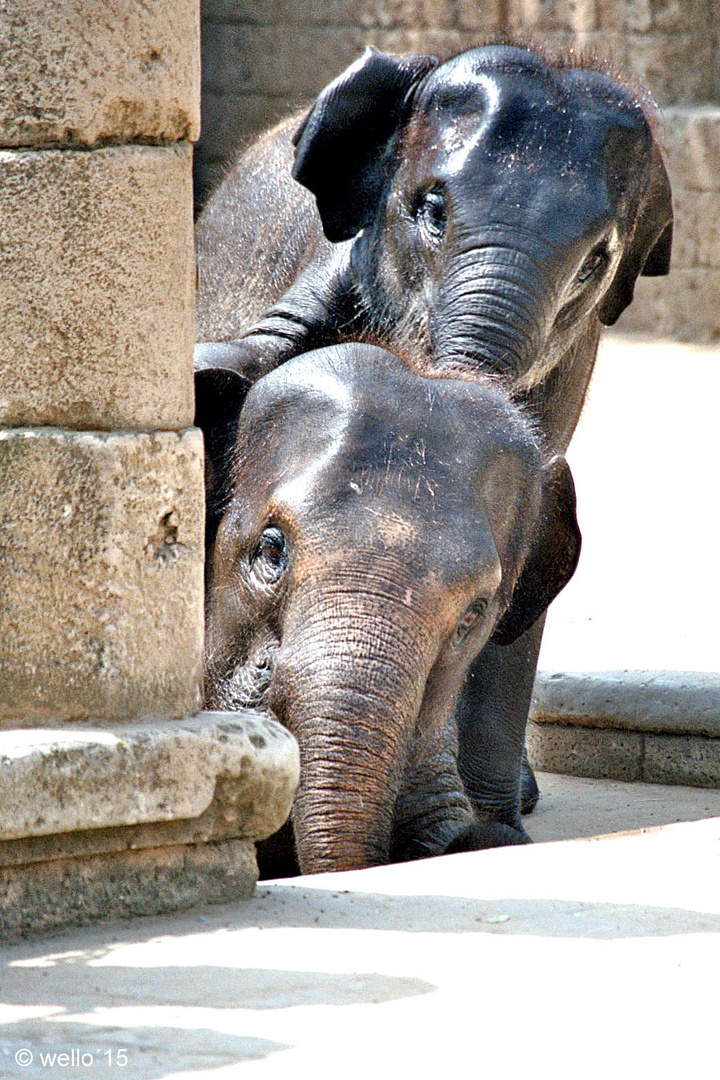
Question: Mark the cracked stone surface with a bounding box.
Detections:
[0,428,204,724]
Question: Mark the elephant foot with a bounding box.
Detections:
[443,818,531,853]
[520,748,540,815]
[256,819,300,880]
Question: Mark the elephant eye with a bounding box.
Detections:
[577,242,610,283]
[252,526,288,581]
[455,598,488,643]
[415,186,447,241]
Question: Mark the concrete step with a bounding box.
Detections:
[533,332,720,786]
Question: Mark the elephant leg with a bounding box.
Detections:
[256,819,299,880]
[390,727,479,862]
[455,616,546,833]
[520,744,540,815]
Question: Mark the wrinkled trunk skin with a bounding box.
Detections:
[430,243,558,382]
[271,589,435,875]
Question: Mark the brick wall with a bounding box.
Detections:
[195,0,720,339]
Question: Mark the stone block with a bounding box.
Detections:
[278,0,455,29]
[0,428,204,724]
[532,671,720,737]
[201,24,478,98]
[0,712,299,847]
[621,32,715,106]
[522,29,714,106]
[644,735,720,789]
[666,187,697,270]
[526,721,644,781]
[202,0,281,21]
[0,144,195,431]
[506,0,598,33]
[616,267,720,340]
[666,188,720,270]
[645,0,712,33]
[203,0,500,30]
[661,108,720,193]
[455,0,506,30]
[615,0,653,33]
[0,0,200,147]
[200,23,356,96]
[0,839,257,938]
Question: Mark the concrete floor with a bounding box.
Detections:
[2,333,718,1077]
[1,771,719,1080]
[526,770,720,842]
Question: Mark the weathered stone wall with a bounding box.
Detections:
[0,0,203,723]
[0,1,299,935]
[195,0,720,339]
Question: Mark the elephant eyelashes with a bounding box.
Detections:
[577,242,611,283]
[455,598,488,642]
[414,187,447,241]
[252,526,289,581]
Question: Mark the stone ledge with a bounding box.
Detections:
[527,722,720,790]
[531,670,720,737]
[0,838,257,939]
[529,670,720,790]
[0,712,300,849]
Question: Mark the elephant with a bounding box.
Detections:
[195,42,672,835]
[199,342,581,875]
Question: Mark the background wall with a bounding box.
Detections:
[194,0,720,340]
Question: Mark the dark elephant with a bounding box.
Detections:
[199,342,581,875]
[195,43,672,833]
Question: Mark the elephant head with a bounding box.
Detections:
[292,45,672,393]
[199,343,581,875]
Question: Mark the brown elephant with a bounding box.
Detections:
[199,342,580,875]
[195,43,672,831]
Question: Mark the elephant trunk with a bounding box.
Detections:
[271,584,434,874]
[432,243,557,380]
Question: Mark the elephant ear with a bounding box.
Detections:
[492,456,581,647]
[598,144,673,326]
[292,46,438,243]
[194,363,252,544]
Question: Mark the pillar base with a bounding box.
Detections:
[0,711,299,938]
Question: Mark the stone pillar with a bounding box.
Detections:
[0,0,203,723]
[0,0,298,936]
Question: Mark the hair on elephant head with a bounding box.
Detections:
[197,42,672,448]
[198,343,581,876]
